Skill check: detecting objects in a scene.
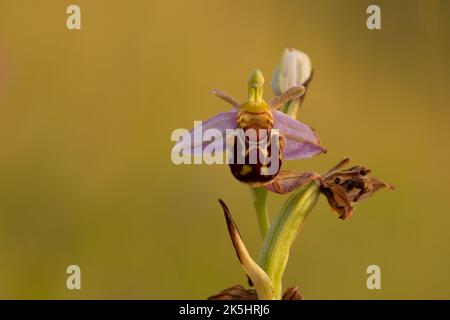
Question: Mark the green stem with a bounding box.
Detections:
[250,187,270,238]
[281,99,301,119]
[258,181,320,299]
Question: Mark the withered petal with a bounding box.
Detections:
[323,157,350,177]
[319,159,393,220]
[357,177,394,202]
[208,285,258,300]
[209,284,304,300]
[320,182,354,220]
[282,286,304,300]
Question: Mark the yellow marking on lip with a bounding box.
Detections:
[240,165,253,176]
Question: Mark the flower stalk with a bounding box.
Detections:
[250,187,270,238]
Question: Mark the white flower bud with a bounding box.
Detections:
[272,47,312,96]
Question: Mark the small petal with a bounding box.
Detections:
[268,85,305,109]
[272,110,326,159]
[211,89,240,108]
[173,110,237,155]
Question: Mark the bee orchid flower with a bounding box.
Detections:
[172,69,326,187]
[173,47,395,301]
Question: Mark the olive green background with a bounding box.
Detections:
[0,0,449,299]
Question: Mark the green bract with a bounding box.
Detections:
[259,181,320,298]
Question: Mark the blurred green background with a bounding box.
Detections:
[0,0,449,299]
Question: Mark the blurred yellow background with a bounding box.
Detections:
[0,0,449,299]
